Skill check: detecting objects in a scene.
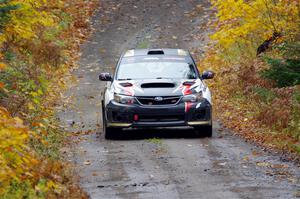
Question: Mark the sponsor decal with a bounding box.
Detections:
[123,86,134,96]
[196,102,202,109]
[115,83,135,96]
[182,84,193,95]
[185,102,192,113]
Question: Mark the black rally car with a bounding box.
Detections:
[99,49,215,139]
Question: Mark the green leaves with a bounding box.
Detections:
[0,0,19,30]
[252,86,277,103]
[262,43,300,87]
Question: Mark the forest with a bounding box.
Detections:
[0,0,299,198]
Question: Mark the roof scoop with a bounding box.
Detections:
[147,49,164,55]
[141,82,175,88]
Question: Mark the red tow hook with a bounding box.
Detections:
[134,114,139,121]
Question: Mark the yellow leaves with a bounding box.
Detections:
[210,0,300,56]
[0,107,33,193]
[1,0,57,43]
[0,62,6,71]
[30,89,43,97]
[0,63,7,89]
[0,106,65,196]
[27,103,35,110]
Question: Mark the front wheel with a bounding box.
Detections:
[103,117,119,139]
[104,126,118,139]
[194,125,213,137]
[102,106,119,139]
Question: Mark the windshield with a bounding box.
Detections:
[116,62,197,80]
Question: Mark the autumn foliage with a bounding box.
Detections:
[0,0,97,197]
[202,0,300,156]
[0,107,38,193]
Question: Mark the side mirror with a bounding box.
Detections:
[99,73,113,81]
[202,70,215,79]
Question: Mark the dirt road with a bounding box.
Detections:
[59,0,300,198]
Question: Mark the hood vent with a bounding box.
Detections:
[141,82,175,88]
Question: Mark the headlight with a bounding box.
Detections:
[114,94,136,104]
[182,91,203,102]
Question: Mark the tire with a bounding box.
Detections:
[104,126,117,140]
[102,105,118,139]
[194,125,213,137]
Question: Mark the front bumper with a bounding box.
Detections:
[105,100,212,128]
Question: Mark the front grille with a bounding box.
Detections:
[139,114,185,122]
[136,96,181,106]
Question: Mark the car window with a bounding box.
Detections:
[116,62,197,80]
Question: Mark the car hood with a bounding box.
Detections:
[113,79,204,97]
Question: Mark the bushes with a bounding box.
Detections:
[263,58,300,87]
[0,0,65,116]
[262,42,300,87]
[200,0,300,155]
[288,88,300,140]
[0,107,51,198]
[0,108,86,197]
[0,0,98,197]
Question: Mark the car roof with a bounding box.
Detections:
[122,48,190,58]
[116,48,200,78]
[121,48,194,64]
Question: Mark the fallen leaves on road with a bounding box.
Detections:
[256,162,289,169]
[218,162,227,166]
[84,160,91,165]
[256,162,271,167]
[295,190,300,198]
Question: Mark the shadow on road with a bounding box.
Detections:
[106,128,213,140]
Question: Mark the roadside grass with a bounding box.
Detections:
[252,87,277,104]
[137,38,150,49]
[146,138,163,145]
